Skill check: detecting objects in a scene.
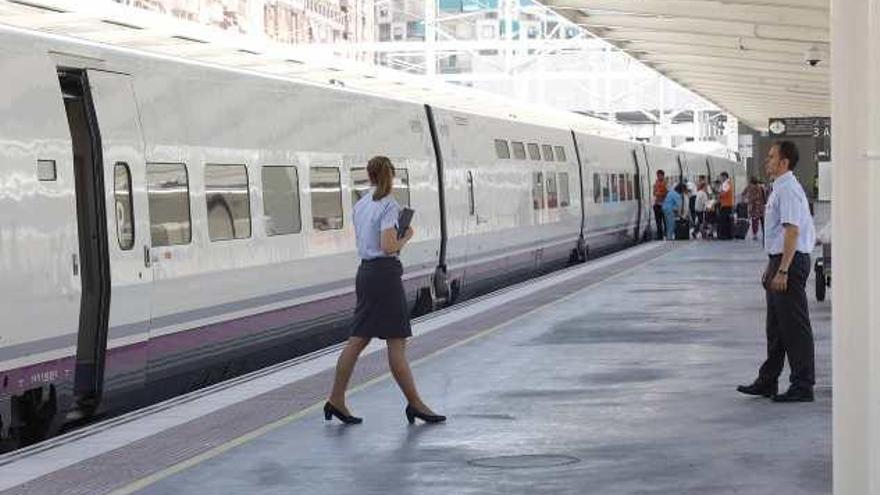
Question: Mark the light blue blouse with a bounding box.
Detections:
[662,189,682,213]
[353,189,401,260]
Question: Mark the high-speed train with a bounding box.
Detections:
[0,25,745,445]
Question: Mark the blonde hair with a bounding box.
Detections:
[367,156,394,201]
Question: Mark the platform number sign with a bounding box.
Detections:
[768,117,831,159]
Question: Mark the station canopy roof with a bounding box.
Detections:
[540,0,830,130]
[0,0,628,139]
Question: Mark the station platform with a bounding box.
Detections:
[0,240,831,495]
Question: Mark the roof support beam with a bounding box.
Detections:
[622,42,811,64]
[545,0,827,29]
[673,75,828,93]
[640,53,829,73]
[573,13,829,43]
[602,30,827,54]
[654,63,828,82]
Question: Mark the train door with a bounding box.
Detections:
[87,70,152,401]
[58,69,111,413]
[631,149,642,242]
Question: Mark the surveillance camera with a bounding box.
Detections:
[804,44,823,67]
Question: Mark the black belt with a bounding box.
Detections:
[361,256,398,264]
[768,252,809,259]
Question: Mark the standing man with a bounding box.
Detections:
[737,141,817,402]
[653,169,668,240]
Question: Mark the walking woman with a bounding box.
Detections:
[743,176,767,241]
[324,156,445,425]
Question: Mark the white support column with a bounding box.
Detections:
[833,1,880,494]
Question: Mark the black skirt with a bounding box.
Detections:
[351,257,412,339]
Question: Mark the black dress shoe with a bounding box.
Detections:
[736,381,777,397]
[405,404,446,424]
[772,388,814,403]
[324,402,363,424]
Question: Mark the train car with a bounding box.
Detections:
[574,133,644,255]
[431,109,583,300]
[0,23,739,447]
[0,26,444,443]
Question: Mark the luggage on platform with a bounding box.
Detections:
[675,218,691,240]
[734,218,750,239]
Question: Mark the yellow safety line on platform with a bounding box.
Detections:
[108,243,677,495]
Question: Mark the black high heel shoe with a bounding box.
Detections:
[405,404,446,424]
[324,402,363,424]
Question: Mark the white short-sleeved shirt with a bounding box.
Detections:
[694,190,709,212]
[764,171,816,255]
[353,189,400,260]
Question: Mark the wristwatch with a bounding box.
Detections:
[777,269,789,275]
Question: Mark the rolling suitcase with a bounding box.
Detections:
[734,218,750,239]
[675,218,690,240]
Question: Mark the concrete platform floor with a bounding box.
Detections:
[139,241,832,495]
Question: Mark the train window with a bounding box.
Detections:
[350,167,370,204]
[541,144,554,161]
[262,166,302,236]
[466,171,475,215]
[527,143,541,161]
[554,146,566,162]
[610,173,619,202]
[532,171,544,210]
[310,167,344,231]
[618,175,627,203]
[602,174,611,203]
[559,172,571,207]
[392,168,411,207]
[511,141,527,160]
[593,173,602,203]
[113,163,135,250]
[546,173,558,209]
[494,139,511,159]
[351,167,410,207]
[205,165,251,242]
[626,174,634,201]
[147,163,191,247]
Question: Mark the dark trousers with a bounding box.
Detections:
[758,253,815,390]
[653,204,665,240]
[718,206,733,239]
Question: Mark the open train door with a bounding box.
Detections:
[631,148,642,242]
[67,69,152,415]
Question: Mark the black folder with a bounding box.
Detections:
[397,207,414,239]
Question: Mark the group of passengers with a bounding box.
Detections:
[653,169,770,241]
[653,170,733,240]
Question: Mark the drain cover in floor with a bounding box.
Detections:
[468,454,580,469]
